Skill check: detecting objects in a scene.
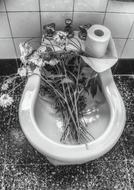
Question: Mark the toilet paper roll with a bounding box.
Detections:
[85,24,111,58]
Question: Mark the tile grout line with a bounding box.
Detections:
[3,0,19,68]
[105,11,134,15]
[38,0,42,37]
[1,10,134,14]
[72,0,75,24]
[102,0,110,25]
[0,10,104,13]
[120,21,134,58]
[1,37,134,40]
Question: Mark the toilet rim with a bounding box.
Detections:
[19,69,126,162]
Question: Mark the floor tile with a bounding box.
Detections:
[86,161,131,190]
[0,73,134,189]
[3,164,47,189]
[122,123,134,160]
[114,76,134,122]
[96,138,125,162]
[6,126,27,165]
[0,60,18,75]
[112,59,134,75]
[25,140,49,165]
[46,163,88,190]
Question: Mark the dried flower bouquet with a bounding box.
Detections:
[0,28,102,145]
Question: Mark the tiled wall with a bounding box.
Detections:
[0,0,134,59]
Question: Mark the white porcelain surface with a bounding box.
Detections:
[121,39,134,59]
[41,12,72,30]
[19,67,126,165]
[104,13,134,38]
[40,0,73,11]
[0,39,16,58]
[8,12,41,37]
[114,38,126,58]
[19,38,126,165]
[74,0,108,12]
[73,12,104,30]
[0,13,11,37]
[107,0,134,13]
[0,0,5,11]
[5,0,39,11]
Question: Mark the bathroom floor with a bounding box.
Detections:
[0,74,134,190]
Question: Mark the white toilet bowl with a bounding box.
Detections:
[19,66,126,165]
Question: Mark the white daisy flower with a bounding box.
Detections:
[29,52,45,67]
[17,67,27,77]
[47,59,59,66]
[6,78,13,84]
[36,59,46,67]
[53,31,67,48]
[37,46,46,54]
[0,94,14,108]
[29,52,39,64]
[19,42,33,57]
[19,42,33,65]
[20,56,28,66]
[1,83,8,91]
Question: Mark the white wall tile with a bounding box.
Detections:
[73,12,104,29]
[8,12,41,37]
[40,0,73,11]
[114,38,126,58]
[74,0,108,12]
[5,0,39,11]
[0,39,16,58]
[41,12,72,30]
[121,39,134,58]
[0,13,11,37]
[0,0,5,11]
[104,13,134,38]
[107,0,134,13]
[14,38,41,57]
